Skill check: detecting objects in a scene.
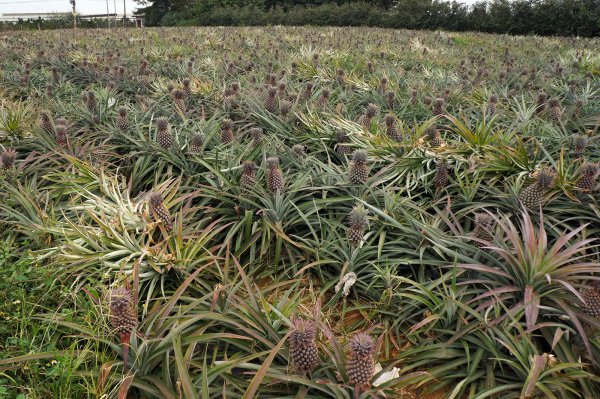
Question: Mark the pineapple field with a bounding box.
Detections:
[1,26,600,398]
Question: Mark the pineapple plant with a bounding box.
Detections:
[425,126,443,148]
[39,111,54,135]
[266,157,284,193]
[547,98,562,120]
[518,169,554,209]
[348,150,369,184]
[189,134,204,153]
[576,163,599,192]
[116,107,128,131]
[471,213,495,248]
[156,117,173,149]
[359,103,378,130]
[172,89,186,112]
[220,119,235,145]
[433,97,445,116]
[335,131,353,155]
[265,87,278,112]
[582,281,600,318]
[288,318,319,375]
[434,159,449,190]
[347,205,368,246]
[292,144,306,159]
[149,192,172,231]
[0,148,16,170]
[572,135,587,157]
[384,113,401,142]
[107,287,137,369]
[346,332,375,392]
[240,161,257,191]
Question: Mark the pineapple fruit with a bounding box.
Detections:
[349,150,369,184]
[346,332,375,391]
[518,169,554,209]
[289,318,319,375]
[267,157,284,193]
[347,205,368,246]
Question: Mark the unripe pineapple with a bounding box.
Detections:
[240,161,257,191]
[182,78,191,97]
[289,318,319,375]
[411,88,418,106]
[116,107,128,131]
[385,91,395,109]
[347,205,368,246]
[292,144,306,159]
[107,287,137,336]
[265,87,278,113]
[359,104,378,130]
[0,148,16,170]
[149,192,172,231]
[547,99,562,120]
[425,127,443,148]
[52,67,60,82]
[85,91,97,112]
[316,89,330,108]
[572,135,587,157]
[220,119,234,145]
[349,150,369,184]
[433,98,445,116]
[346,332,375,388]
[577,163,599,192]
[250,127,264,147]
[172,89,186,113]
[384,114,401,142]
[336,69,345,86]
[39,111,54,135]
[423,96,433,106]
[277,82,286,97]
[55,123,68,147]
[471,213,494,248]
[582,281,600,318]
[378,77,388,94]
[267,157,284,193]
[280,100,292,116]
[434,159,449,190]
[487,95,498,115]
[156,118,173,149]
[519,169,554,209]
[189,134,204,153]
[302,82,314,101]
[312,53,320,68]
[335,131,353,155]
[535,92,547,114]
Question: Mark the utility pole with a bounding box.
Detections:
[123,0,127,27]
[70,0,77,28]
[113,0,118,27]
[106,0,111,28]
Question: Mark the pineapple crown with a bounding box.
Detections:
[336,130,349,142]
[267,156,280,169]
[231,82,240,91]
[278,82,286,91]
[548,98,560,108]
[191,134,204,146]
[351,150,368,164]
[40,111,50,121]
[423,96,433,105]
[118,107,127,117]
[280,101,292,114]
[475,213,494,228]
[290,318,316,344]
[250,127,263,139]
[55,124,68,136]
[365,103,378,118]
[321,89,330,98]
[108,287,133,310]
[489,95,498,103]
[336,68,344,76]
[306,82,314,90]
[535,169,554,189]
[580,163,599,177]
[156,117,169,132]
[348,205,368,227]
[242,160,256,173]
[384,113,396,126]
[312,53,319,60]
[380,77,388,84]
[182,78,190,87]
[172,89,185,99]
[0,148,17,168]
[434,97,445,106]
[267,87,277,97]
[292,144,305,157]
[56,117,68,126]
[572,134,588,148]
[425,126,438,140]
[221,119,233,131]
[386,91,395,100]
[348,332,375,358]
[436,158,448,169]
[149,192,164,207]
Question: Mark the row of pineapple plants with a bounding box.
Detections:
[1,26,599,398]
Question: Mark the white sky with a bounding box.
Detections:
[0,0,479,16]
[0,0,139,15]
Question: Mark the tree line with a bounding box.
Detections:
[135,0,600,37]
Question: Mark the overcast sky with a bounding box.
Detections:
[0,0,479,16]
[0,0,139,15]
